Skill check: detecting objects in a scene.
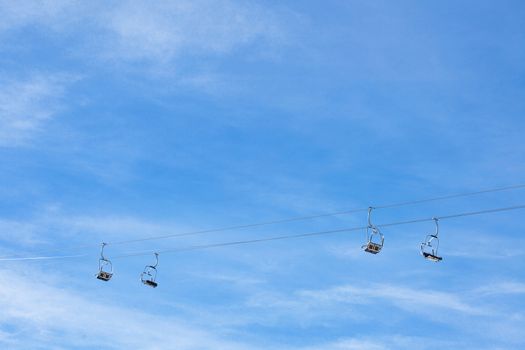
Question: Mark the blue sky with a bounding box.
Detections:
[1,1,525,349]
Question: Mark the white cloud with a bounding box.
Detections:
[101,1,282,63]
[0,1,287,128]
[474,281,525,296]
[444,229,525,260]
[0,218,43,247]
[0,74,74,147]
[245,282,488,323]
[0,210,199,258]
[0,264,479,350]
[0,1,284,66]
[0,266,487,350]
[305,338,387,350]
[0,264,477,350]
[298,335,489,350]
[299,283,484,315]
[0,266,256,350]
[0,1,78,33]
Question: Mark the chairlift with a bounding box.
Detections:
[420,218,443,262]
[141,253,159,288]
[362,207,384,254]
[96,243,113,281]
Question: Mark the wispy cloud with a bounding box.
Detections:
[0,266,257,349]
[0,73,76,147]
[101,1,283,63]
[474,281,525,296]
[0,1,78,33]
[0,266,491,350]
[0,219,44,248]
[444,229,525,260]
[303,338,388,350]
[241,281,491,329]
[299,283,485,315]
[298,335,448,350]
[0,1,285,68]
[0,209,196,256]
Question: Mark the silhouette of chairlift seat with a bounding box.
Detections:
[96,243,113,282]
[362,207,384,254]
[141,253,159,288]
[420,218,443,262]
[143,279,158,288]
[422,251,442,262]
[363,241,382,254]
[97,270,113,281]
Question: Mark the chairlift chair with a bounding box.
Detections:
[420,218,443,262]
[141,253,159,288]
[362,207,384,254]
[96,243,113,281]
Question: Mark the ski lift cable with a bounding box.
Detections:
[106,183,525,246]
[113,204,525,258]
[1,183,522,261]
[1,204,524,262]
[0,253,90,261]
[372,183,525,209]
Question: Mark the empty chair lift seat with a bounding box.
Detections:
[420,218,443,263]
[142,279,158,288]
[422,251,442,262]
[96,243,114,281]
[97,271,113,281]
[140,253,159,288]
[363,241,382,254]
[363,207,385,255]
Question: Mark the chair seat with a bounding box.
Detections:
[97,272,113,281]
[363,242,382,254]
[422,252,442,262]
[143,279,158,288]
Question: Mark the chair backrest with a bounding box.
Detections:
[141,266,157,283]
[99,258,113,273]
